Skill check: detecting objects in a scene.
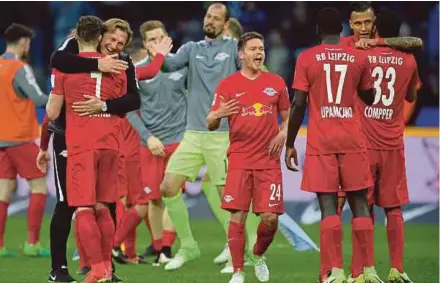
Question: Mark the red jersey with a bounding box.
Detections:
[211,71,290,169]
[292,44,373,155]
[340,35,357,47]
[359,47,419,149]
[51,52,127,155]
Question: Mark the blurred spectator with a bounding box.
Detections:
[267,30,289,80]
[51,2,97,49]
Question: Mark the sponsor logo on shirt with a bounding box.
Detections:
[168,72,183,81]
[224,195,234,203]
[215,52,230,61]
[262,87,277,96]
[241,103,273,117]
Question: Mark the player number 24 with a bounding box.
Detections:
[270,184,281,202]
[323,64,347,104]
[371,66,396,106]
[90,72,102,99]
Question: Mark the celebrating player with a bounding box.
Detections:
[355,8,417,283]
[207,31,290,283]
[112,21,187,266]
[158,2,244,270]
[46,15,127,283]
[0,23,50,258]
[285,7,383,283]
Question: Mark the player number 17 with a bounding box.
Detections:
[90,72,102,99]
[323,64,348,104]
[269,183,281,202]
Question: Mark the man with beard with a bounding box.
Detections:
[157,2,247,271]
[0,23,50,259]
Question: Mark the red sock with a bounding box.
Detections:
[351,219,364,277]
[0,201,8,248]
[321,215,343,271]
[27,193,46,244]
[386,208,404,273]
[75,210,105,273]
[228,221,245,272]
[253,220,278,256]
[152,238,162,252]
[352,217,374,268]
[74,217,89,268]
[96,208,115,271]
[162,230,177,247]
[116,200,125,228]
[114,208,142,248]
[124,228,137,258]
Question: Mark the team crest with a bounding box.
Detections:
[168,72,183,81]
[215,52,230,61]
[263,87,277,96]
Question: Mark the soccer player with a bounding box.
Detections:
[355,8,417,283]
[48,17,171,281]
[285,7,382,283]
[337,1,424,215]
[0,23,50,258]
[207,31,290,283]
[113,21,188,266]
[158,2,244,270]
[46,15,127,283]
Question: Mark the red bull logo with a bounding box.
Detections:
[242,103,273,117]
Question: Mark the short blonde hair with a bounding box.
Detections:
[104,18,133,45]
[139,20,166,41]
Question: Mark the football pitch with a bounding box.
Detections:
[1,216,438,283]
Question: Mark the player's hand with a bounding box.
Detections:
[147,136,166,157]
[36,149,50,173]
[152,37,173,57]
[98,54,128,74]
[355,38,377,50]
[284,146,299,172]
[146,42,157,57]
[72,95,104,116]
[268,131,286,156]
[216,96,240,118]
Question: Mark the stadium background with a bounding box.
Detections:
[0,1,438,282]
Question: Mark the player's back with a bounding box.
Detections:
[293,43,372,154]
[360,47,418,149]
[61,52,126,154]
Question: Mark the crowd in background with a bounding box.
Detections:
[0,1,438,122]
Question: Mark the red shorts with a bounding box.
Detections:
[117,151,128,199]
[222,168,284,214]
[0,143,45,180]
[125,159,141,205]
[368,149,409,208]
[67,149,119,207]
[138,143,180,204]
[301,152,373,193]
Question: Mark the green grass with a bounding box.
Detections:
[1,216,438,283]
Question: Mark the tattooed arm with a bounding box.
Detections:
[355,37,423,52]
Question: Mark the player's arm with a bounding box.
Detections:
[404,55,420,103]
[356,37,423,52]
[162,42,192,72]
[136,36,173,80]
[39,114,52,151]
[13,65,48,107]
[47,70,65,120]
[357,57,375,105]
[286,90,307,149]
[36,114,51,173]
[46,93,64,121]
[50,37,127,74]
[206,84,239,131]
[105,55,141,114]
[126,111,152,145]
[379,37,423,52]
